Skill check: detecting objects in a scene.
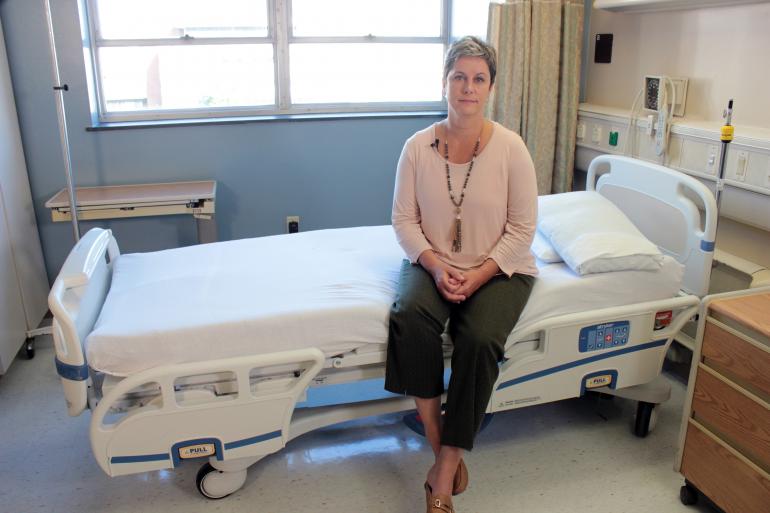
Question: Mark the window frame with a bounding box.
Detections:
[86,0,452,123]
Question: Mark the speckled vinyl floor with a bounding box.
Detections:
[0,336,718,513]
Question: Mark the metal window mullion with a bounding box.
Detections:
[87,0,103,40]
[443,0,451,42]
[286,101,446,113]
[274,0,291,110]
[86,0,110,121]
[95,37,272,47]
[102,106,281,122]
[287,36,445,44]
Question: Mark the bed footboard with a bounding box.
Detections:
[89,348,324,477]
[48,228,119,416]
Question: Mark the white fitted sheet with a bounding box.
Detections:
[86,226,683,376]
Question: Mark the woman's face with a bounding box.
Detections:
[443,56,493,118]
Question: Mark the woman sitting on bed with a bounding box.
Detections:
[385,36,538,513]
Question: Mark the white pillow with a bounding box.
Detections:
[531,229,563,263]
[538,191,664,275]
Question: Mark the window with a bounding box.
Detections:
[84,0,488,122]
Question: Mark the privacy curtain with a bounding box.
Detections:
[486,0,584,194]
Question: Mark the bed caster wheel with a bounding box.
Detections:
[25,339,35,359]
[633,401,658,437]
[195,463,247,499]
[680,482,698,506]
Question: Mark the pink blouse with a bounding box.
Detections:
[392,121,538,277]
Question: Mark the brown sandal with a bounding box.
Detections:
[425,482,456,513]
[452,459,468,495]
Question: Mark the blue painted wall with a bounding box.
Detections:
[1,0,441,281]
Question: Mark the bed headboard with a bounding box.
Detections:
[586,155,717,297]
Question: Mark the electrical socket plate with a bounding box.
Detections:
[592,126,602,144]
[670,77,688,117]
[286,215,300,233]
[706,145,718,175]
[765,160,770,189]
[576,123,586,140]
[735,151,748,182]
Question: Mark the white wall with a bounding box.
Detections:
[585,3,770,128]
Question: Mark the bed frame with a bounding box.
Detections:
[48,155,717,498]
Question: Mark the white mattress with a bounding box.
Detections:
[86,226,683,376]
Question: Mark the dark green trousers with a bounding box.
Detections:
[385,260,534,451]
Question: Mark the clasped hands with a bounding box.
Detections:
[433,266,482,303]
[419,250,499,304]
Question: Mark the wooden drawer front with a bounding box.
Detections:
[702,320,770,401]
[692,366,770,471]
[681,421,770,513]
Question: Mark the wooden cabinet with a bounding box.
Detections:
[676,290,770,512]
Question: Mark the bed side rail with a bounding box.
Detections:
[89,348,325,477]
[495,294,699,411]
[508,294,699,344]
[48,228,119,416]
[586,155,717,297]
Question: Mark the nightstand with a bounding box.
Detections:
[675,289,770,512]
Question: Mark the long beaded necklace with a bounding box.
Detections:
[444,133,481,253]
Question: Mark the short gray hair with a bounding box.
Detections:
[443,36,497,85]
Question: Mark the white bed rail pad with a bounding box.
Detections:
[90,348,324,477]
[586,155,717,297]
[48,228,120,416]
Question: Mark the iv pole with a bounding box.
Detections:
[44,0,80,241]
[714,99,733,216]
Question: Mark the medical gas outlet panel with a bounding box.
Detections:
[576,103,770,232]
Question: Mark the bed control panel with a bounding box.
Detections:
[579,321,629,352]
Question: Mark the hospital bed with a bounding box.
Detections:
[48,155,717,499]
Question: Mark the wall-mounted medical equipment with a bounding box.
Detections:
[575,103,770,234]
[623,75,688,158]
[644,76,688,116]
[594,0,770,13]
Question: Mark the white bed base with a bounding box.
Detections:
[48,155,717,498]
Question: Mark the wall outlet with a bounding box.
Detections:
[576,123,586,140]
[765,160,770,189]
[286,215,300,233]
[706,145,719,175]
[670,77,689,117]
[735,151,748,182]
[591,126,602,144]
